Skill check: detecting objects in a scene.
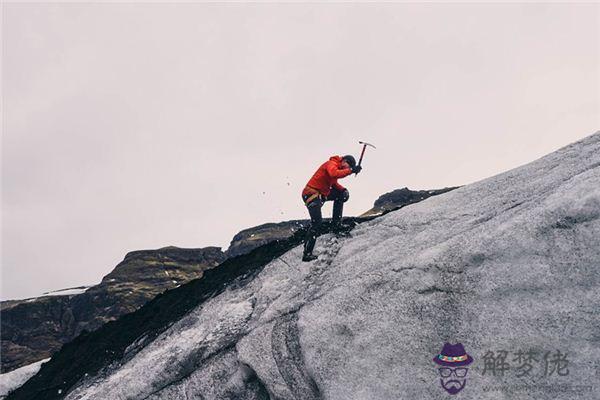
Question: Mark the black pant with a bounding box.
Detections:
[302,187,348,256]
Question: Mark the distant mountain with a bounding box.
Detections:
[1,246,225,373]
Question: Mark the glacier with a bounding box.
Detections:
[10,132,600,400]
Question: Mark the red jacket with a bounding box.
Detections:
[303,156,353,197]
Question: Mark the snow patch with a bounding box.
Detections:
[42,286,91,297]
[0,359,49,399]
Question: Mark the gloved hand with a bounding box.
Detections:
[352,165,362,174]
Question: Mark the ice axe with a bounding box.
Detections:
[356,141,376,176]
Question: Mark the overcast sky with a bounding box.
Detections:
[2,2,598,300]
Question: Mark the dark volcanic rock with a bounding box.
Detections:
[0,246,225,373]
[226,220,309,258]
[360,186,459,217]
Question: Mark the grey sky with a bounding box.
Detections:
[2,2,598,300]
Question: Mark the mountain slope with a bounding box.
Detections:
[6,218,366,400]
[2,185,452,375]
[9,132,600,400]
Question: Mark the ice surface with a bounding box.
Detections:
[65,133,600,400]
[0,359,48,399]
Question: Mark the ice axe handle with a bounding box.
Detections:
[358,144,367,167]
[355,144,367,176]
[356,141,375,176]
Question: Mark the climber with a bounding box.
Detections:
[301,155,362,262]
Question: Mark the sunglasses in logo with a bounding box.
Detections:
[438,368,468,378]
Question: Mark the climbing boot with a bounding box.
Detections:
[302,253,318,262]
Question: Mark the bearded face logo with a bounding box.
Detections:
[432,343,474,395]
